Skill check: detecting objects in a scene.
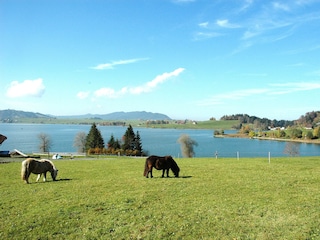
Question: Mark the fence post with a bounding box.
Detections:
[237,151,239,160]
[268,152,271,164]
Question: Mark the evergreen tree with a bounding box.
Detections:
[85,123,105,150]
[122,124,135,151]
[134,131,143,155]
[108,134,115,148]
[107,134,121,149]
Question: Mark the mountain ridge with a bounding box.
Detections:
[0,109,171,121]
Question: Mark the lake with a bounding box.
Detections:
[1,123,320,158]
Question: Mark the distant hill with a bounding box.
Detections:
[58,111,171,120]
[0,109,52,122]
[0,109,171,122]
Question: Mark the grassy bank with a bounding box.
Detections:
[1,156,320,239]
[8,118,238,130]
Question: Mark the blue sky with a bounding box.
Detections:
[1,0,320,121]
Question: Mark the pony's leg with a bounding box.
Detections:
[161,169,165,178]
[26,172,30,184]
[166,169,169,177]
[43,172,47,182]
[36,174,41,182]
[150,168,153,178]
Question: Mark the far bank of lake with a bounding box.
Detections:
[214,133,320,145]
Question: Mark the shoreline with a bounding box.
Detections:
[215,134,320,145]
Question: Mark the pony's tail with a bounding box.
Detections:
[143,160,148,177]
[21,160,28,181]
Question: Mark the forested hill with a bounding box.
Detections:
[0,109,51,121]
[220,111,320,129]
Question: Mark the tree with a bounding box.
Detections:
[290,128,302,139]
[73,132,87,153]
[38,133,52,153]
[121,125,144,156]
[305,131,313,140]
[313,126,320,139]
[122,124,135,152]
[85,123,105,152]
[283,142,300,157]
[107,134,121,152]
[177,134,198,158]
[134,131,143,155]
[248,131,256,138]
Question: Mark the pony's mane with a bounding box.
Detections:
[40,159,57,169]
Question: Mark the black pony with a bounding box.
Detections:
[143,155,180,178]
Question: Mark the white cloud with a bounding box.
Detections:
[197,81,320,106]
[238,0,254,13]
[91,57,149,70]
[132,67,185,94]
[77,91,90,99]
[91,68,185,99]
[269,82,320,94]
[6,78,45,98]
[216,19,240,28]
[94,88,117,98]
[198,88,268,106]
[193,32,223,41]
[272,2,290,11]
[199,22,209,28]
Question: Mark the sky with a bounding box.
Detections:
[1,0,320,121]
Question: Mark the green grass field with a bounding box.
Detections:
[1,156,320,239]
[13,118,238,130]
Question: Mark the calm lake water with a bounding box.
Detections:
[1,123,320,158]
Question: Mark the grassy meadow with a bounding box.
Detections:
[1,156,320,239]
[13,118,238,130]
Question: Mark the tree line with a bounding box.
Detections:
[220,111,320,130]
[220,114,294,130]
[73,123,144,156]
[37,123,198,158]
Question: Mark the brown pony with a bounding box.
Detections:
[21,158,58,184]
[143,155,180,178]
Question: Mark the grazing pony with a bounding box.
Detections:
[143,155,180,178]
[21,158,58,184]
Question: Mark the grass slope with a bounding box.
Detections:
[1,156,320,239]
[10,118,238,130]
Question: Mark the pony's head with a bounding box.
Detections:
[168,156,180,177]
[51,168,58,181]
[44,159,58,181]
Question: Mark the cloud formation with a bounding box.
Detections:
[76,91,90,99]
[216,19,240,28]
[195,1,320,52]
[6,78,45,98]
[91,58,149,70]
[198,81,320,106]
[78,68,185,99]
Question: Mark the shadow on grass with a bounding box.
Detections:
[57,178,72,181]
[28,179,72,184]
[150,175,192,179]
